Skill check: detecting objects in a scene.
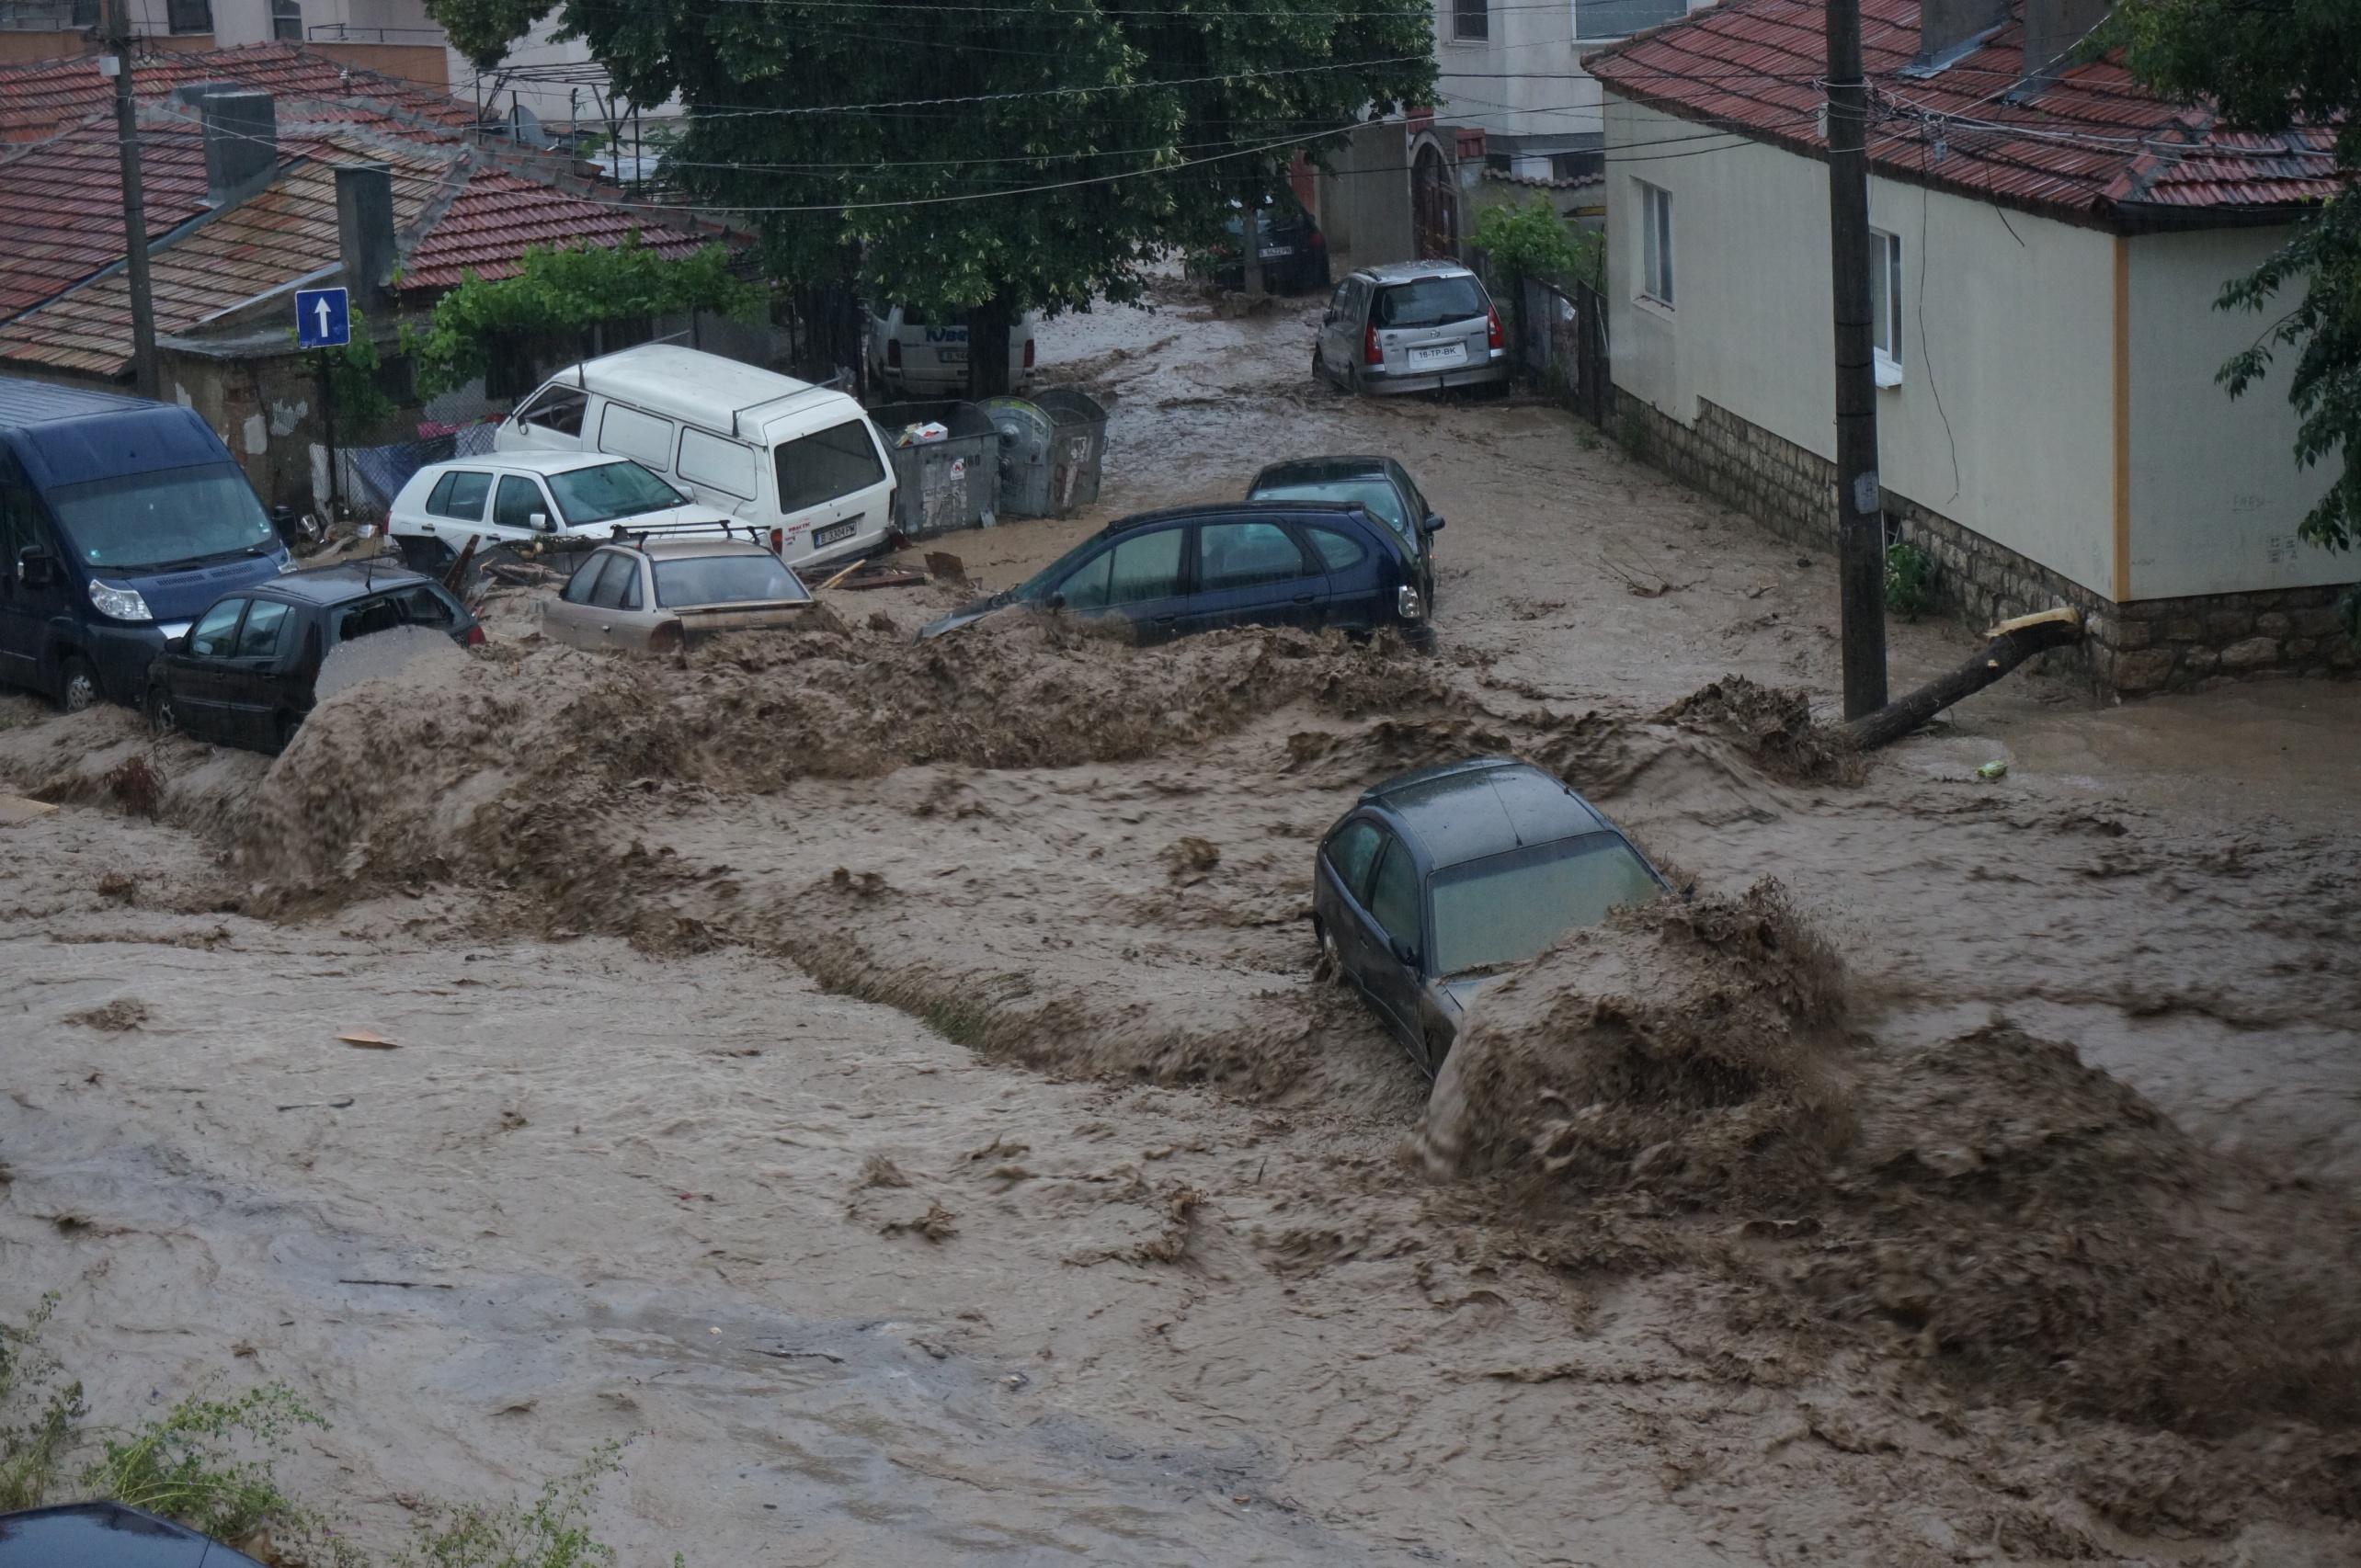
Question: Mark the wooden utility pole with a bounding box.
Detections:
[1823,0,1888,719]
[102,0,160,401]
[1241,193,1267,298]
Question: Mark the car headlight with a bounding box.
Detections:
[88,580,154,622]
[1397,584,1424,621]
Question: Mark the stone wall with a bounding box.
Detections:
[1617,392,2356,696]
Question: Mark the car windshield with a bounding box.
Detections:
[546,461,685,525]
[46,461,276,572]
[653,552,811,608]
[1427,834,1662,976]
[1374,276,1488,329]
[1252,479,1410,543]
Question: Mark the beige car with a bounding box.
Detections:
[543,533,813,653]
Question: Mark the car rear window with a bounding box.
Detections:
[1428,835,1661,976]
[654,552,809,608]
[394,584,459,628]
[775,420,886,515]
[337,596,403,642]
[1373,276,1487,330]
[1304,526,1367,572]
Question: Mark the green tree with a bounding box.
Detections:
[402,239,759,398]
[427,0,1435,396]
[1471,197,1601,381]
[2116,0,2359,556]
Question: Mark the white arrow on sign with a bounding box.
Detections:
[314,297,334,339]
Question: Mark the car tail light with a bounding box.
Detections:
[1022,337,1036,369]
[1397,584,1424,621]
[1306,228,1325,250]
[886,339,902,369]
[1486,304,1503,350]
[1364,324,1382,366]
[463,622,485,647]
[648,619,685,653]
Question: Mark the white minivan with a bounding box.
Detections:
[865,305,1037,398]
[496,345,897,570]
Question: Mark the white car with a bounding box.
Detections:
[387,452,738,574]
[866,305,1037,398]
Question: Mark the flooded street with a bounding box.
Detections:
[3,291,2357,1566]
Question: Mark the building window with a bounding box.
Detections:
[270,0,301,40]
[1452,0,1488,41]
[1637,179,1673,307]
[1869,227,1902,381]
[165,0,211,32]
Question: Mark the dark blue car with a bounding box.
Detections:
[0,377,291,711]
[918,500,1431,646]
[0,1502,266,1567]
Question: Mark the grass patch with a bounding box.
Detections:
[0,1298,656,1565]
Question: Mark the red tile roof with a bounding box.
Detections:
[0,131,451,375]
[1584,0,2343,224]
[399,167,710,292]
[0,87,719,376]
[0,40,475,142]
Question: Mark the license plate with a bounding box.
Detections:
[938,346,967,363]
[1409,344,1466,369]
[814,521,857,548]
[1260,245,1290,260]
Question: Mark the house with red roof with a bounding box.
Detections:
[1586,0,2352,694]
[0,44,739,510]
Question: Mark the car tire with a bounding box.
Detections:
[55,653,98,714]
[145,684,178,738]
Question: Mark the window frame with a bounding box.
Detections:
[1365,834,1426,960]
[1323,816,1385,907]
[269,0,301,41]
[493,473,551,532]
[1637,179,1674,309]
[597,403,678,473]
[231,597,293,661]
[1869,226,1904,381]
[676,426,758,501]
[773,419,888,516]
[516,384,587,437]
[1450,0,1489,41]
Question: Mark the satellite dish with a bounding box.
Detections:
[508,103,550,149]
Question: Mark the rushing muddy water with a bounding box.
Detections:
[3,290,2358,1566]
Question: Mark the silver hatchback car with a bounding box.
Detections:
[1312,262,1510,396]
[545,528,812,654]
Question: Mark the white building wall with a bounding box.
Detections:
[1603,93,2122,600]
[2127,226,2341,600]
[1432,0,1597,149]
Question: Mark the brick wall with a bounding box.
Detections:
[1617,392,2357,696]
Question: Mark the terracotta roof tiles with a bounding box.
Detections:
[1585,0,2343,224]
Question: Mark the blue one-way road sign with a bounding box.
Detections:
[295,286,350,349]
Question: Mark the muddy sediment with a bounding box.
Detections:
[6,295,2360,1564]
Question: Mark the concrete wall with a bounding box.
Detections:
[1431,0,1596,149]
[2127,225,2342,600]
[1604,94,2120,599]
[1316,121,1416,277]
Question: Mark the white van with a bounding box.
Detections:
[496,345,897,570]
[865,305,1038,398]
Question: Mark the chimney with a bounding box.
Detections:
[2020,0,2112,93]
[200,89,276,208]
[336,163,396,317]
[1913,0,2008,69]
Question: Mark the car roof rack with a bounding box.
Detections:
[605,519,772,547]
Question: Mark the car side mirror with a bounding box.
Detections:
[530,512,552,532]
[16,547,56,589]
[1044,592,1066,611]
[1389,936,1420,968]
[1423,515,1445,533]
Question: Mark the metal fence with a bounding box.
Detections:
[1520,276,1613,428]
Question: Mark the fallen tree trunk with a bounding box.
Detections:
[1843,607,2083,751]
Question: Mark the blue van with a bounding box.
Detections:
[0,377,291,710]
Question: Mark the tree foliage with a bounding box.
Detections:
[2116,0,2360,551]
[403,240,758,397]
[1473,198,1602,290]
[426,0,1436,385]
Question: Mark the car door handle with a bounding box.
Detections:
[1151,614,1178,626]
[1291,594,1315,604]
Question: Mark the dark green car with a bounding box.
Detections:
[1248,455,1442,611]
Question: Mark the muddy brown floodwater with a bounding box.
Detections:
[3,290,2358,1567]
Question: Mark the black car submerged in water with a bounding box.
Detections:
[1311,758,1670,1076]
